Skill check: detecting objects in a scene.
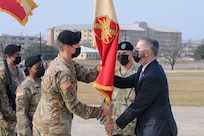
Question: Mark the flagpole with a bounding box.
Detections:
[105,99,111,136]
[93,0,120,135]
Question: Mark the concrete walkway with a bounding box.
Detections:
[72,106,204,136]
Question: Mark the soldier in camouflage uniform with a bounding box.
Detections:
[15,55,45,136]
[0,44,24,136]
[32,30,109,136]
[111,42,138,136]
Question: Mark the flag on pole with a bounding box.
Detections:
[0,0,38,25]
[93,0,120,105]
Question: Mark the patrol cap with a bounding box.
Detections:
[25,54,42,67]
[118,42,133,51]
[57,30,81,46]
[4,44,21,56]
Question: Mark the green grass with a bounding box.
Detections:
[167,71,204,106]
[76,61,204,106]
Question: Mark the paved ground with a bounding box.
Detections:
[72,106,204,136]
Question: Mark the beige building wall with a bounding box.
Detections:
[46,22,182,50]
[119,30,146,45]
[80,30,94,44]
[46,25,94,46]
[147,27,182,47]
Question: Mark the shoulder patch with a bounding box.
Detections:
[61,81,72,90]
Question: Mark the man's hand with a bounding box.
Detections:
[101,103,111,116]
[105,122,118,134]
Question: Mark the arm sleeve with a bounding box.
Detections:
[114,73,137,88]
[16,86,32,135]
[56,71,103,120]
[0,72,15,119]
[116,75,164,129]
[73,61,100,83]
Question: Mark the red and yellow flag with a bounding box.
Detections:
[93,0,120,105]
[0,0,38,25]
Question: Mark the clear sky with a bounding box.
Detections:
[0,0,203,41]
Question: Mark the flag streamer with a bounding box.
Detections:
[93,0,120,104]
[0,0,38,25]
[93,2,120,135]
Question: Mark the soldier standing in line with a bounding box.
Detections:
[0,44,25,136]
[15,55,45,136]
[32,30,110,136]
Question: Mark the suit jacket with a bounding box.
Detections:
[114,60,178,136]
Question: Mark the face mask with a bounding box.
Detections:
[35,67,45,78]
[133,50,140,63]
[133,50,145,63]
[118,55,129,65]
[13,56,21,65]
[72,47,81,58]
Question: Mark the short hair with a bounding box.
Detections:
[139,37,159,56]
[56,39,65,51]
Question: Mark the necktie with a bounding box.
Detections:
[139,70,144,80]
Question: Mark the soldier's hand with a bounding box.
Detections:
[102,103,111,116]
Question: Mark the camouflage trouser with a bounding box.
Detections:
[8,121,16,136]
[0,119,9,136]
[33,122,71,136]
[0,119,16,136]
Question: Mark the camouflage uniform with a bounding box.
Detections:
[111,64,137,136]
[0,65,25,136]
[15,76,41,136]
[33,54,103,136]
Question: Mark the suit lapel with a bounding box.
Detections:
[137,60,158,88]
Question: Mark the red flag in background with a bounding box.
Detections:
[93,0,120,105]
[0,0,38,25]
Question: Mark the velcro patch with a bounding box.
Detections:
[61,81,72,90]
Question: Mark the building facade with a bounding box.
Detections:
[0,34,46,50]
[46,22,182,49]
[75,46,99,60]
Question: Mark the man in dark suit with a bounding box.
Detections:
[105,37,178,136]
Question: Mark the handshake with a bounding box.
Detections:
[101,103,119,135]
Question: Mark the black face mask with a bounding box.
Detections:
[133,50,145,63]
[13,56,21,65]
[118,55,129,65]
[36,67,45,78]
[133,50,142,63]
[72,47,81,58]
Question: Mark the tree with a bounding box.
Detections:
[160,43,183,70]
[23,44,58,60]
[194,44,204,61]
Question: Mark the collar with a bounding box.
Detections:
[141,59,155,72]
